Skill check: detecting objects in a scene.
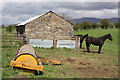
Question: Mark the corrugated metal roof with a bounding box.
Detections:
[17,14,43,26]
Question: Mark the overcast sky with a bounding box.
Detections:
[1,1,119,25]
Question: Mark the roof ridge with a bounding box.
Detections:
[17,11,73,26]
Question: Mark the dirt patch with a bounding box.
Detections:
[79,61,91,66]
[65,58,76,62]
[76,66,118,78]
[37,51,118,78]
[59,57,118,78]
[15,74,28,78]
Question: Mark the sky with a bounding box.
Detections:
[1,0,119,25]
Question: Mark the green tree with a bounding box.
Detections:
[81,21,90,30]
[109,23,114,28]
[2,25,5,28]
[100,19,109,29]
[90,22,98,29]
[5,25,15,33]
[73,23,80,31]
[114,23,120,28]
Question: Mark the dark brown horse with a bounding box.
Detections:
[74,34,88,48]
[85,34,113,53]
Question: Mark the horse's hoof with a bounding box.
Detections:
[88,51,91,53]
[98,52,101,54]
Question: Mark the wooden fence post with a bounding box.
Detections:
[23,36,28,44]
[75,37,80,49]
[53,39,57,48]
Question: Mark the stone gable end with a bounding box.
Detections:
[25,11,73,40]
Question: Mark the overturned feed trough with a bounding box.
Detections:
[10,44,43,74]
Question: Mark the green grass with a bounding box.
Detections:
[74,28,118,56]
[2,28,118,78]
[74,28,118,43]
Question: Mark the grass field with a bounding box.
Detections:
[2,28,118,78]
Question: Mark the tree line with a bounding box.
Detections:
[2,24,16,33]
[73,19,120,31]
[1,19,120,33]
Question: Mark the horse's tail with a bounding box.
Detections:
[73,34,83,37]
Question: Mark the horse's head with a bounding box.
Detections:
[82,34,88,39]
[84,34,88,37]
[107,34,113,41]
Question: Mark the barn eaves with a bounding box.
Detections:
[16,10,74,40]
[17,11,73,26]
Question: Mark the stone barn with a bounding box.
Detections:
[16,11,79,48]
[17,11,73,40]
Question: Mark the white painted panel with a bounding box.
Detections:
[29,39,75,49]
[29,39,53,48]
[57,40,75,49]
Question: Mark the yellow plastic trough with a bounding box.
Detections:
[10,44,43,74]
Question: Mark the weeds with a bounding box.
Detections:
[2,28,118,78]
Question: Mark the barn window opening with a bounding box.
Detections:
[29,39,75,49]
[29,39,53,48]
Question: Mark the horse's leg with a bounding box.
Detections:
[86,42,91,52]
[80,40,83,48]
[87,45,90,52]
[98,45,102,53]
[80,42,82,48]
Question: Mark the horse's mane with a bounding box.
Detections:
[99,34,110,38]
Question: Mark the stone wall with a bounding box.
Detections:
[25,11,73,40]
